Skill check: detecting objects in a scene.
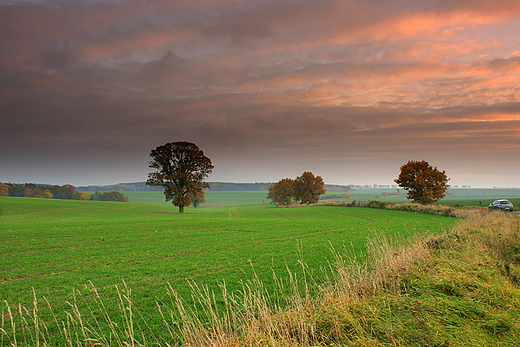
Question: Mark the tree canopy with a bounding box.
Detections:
[394,160,450,204]
[267,178,295,206]
[267,172,326,206]
[146,141,213,213]
[294,171,326,204]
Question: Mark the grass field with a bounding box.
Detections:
[321,188,520,206]
[0,195,456,344]
[123,190,269,206]
[123,188,520,210]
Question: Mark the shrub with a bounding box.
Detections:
[90,191,129,202]
[320,201,462,218]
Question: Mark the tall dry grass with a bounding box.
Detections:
[166,210,520,346]
[331,232,431,298]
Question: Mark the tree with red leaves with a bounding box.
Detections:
[395,160,449,204]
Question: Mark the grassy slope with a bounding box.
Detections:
[317,211,520,346]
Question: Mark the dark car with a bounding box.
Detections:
[488,199,514,211]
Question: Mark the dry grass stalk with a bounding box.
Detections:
[331,232,432,299]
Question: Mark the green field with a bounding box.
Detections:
[0,195,456,343]
[124,190,269,206]
[329,187,520,203]
[124,188,520,209]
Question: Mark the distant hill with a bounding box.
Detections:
[78,181,353,193]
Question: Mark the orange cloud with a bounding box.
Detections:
[3,0,520,187]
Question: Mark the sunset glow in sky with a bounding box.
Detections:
[1,0,520,187]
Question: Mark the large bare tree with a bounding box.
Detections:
[147,141,213,213]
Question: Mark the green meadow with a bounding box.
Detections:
[125,188,520,208]
[123,190,269,206]
[0,195,456,344]
[319,188,520,207]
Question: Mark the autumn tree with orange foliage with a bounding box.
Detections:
[267,178,295,206]
[0,183,8,196]
[394,160,449,204]
[268,172,326,206]
[294,171,326,204]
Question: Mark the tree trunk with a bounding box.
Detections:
[179,205,185,213]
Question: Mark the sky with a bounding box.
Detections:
[1,0,520,188]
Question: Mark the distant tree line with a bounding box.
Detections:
[77,182,162,192]
[207,182,272,191]
[0,183,129,202]
[319,193,351,200]
[209,182,353,192]
[78,181,353,192]
[90,191,130,202]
